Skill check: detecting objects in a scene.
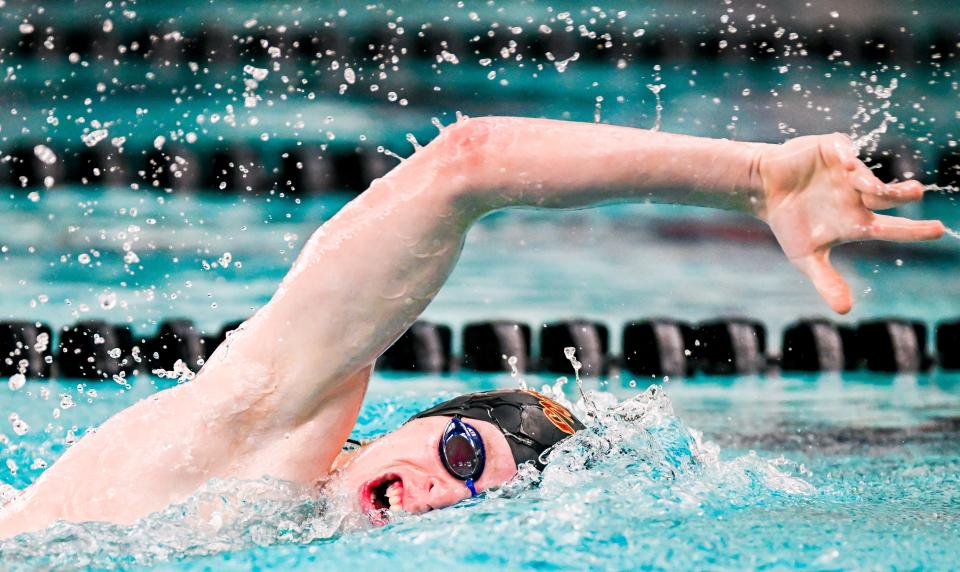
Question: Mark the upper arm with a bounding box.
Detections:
[193,120,486,426]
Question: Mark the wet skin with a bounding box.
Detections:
[328,417,518,524]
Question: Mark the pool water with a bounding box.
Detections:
[1,190,959,570]
[2,371,959,570]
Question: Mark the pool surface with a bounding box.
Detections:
[2,370,959,570]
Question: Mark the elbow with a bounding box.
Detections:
[424,116,499,213]
[431,116,495,169]
[380,116,500,218]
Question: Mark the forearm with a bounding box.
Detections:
[452,116,774,219]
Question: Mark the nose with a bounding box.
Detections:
[412,476,467,513]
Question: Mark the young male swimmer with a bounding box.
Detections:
[0,117,944,538]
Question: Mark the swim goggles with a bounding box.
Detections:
[439,417,486,497]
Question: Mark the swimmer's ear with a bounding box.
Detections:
[792,251,853,315]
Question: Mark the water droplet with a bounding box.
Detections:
[645,83,666,131]
[33,145,57,165]
[82,129,109,147]
[7,374,26,391]
[405,133,421,151]
[9,413,28,435]
[243,65,269,81]
[99,292,117,310]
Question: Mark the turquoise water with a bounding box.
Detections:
[0,190,959,570]
[2,371,959,570]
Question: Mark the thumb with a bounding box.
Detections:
[792,251,853,314]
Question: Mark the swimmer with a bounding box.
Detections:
[0,117,944,538]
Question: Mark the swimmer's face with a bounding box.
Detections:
[331,416,517,525]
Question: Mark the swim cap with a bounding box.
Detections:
[408,389,585,470]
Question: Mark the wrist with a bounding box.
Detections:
[741,142,777,218]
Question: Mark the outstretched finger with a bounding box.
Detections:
[861,181,926,210]
[885,179,926,199]
[853,167,924,199]
[792,252,853,314]
[868,214,945,242]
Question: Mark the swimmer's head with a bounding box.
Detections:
[330,389,584,525]
[407,389,586,470]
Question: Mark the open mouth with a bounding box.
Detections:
[360,473,404,524]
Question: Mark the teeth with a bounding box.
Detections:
[385,481,402,511]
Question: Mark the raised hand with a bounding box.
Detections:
[755,133,945,314]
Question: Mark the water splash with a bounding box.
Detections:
[151,359,196,383]
[552,52,580,73]
[0,387,813,571]
[849,75,899,155]
[376,146,405,163]
[405,133,422,152]
[519,385,813,501]
[920,184,960,240]
[645,83,666,132]
[0,477,342,570]
[505,354,527,390]
[562,347,582,385]
[923,183,959,195]
[562,346,598,417]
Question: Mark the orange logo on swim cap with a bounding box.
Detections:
[525,390,577,435]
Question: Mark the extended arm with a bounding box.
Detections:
[209,116,943,425]
[209,118,773,419]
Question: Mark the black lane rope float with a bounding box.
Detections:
[0,144,395,194]
[1,317,959,382]
[7,19,955,69]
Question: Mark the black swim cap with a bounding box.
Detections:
[408,389,585,470]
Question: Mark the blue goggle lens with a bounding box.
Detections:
[440,418,486,483]
[444,434,479,478]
